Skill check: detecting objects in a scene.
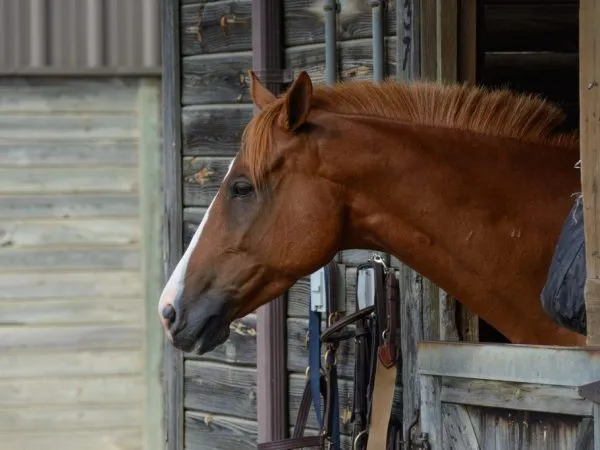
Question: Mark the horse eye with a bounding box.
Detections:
[231,181,254,198]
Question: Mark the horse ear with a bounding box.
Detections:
[284,71,313,132]
[248,70,277,109]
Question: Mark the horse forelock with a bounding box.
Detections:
[240,79,580,187]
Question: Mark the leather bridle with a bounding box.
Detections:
[258,254,401,450]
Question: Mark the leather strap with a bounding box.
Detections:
[365,358,397,450]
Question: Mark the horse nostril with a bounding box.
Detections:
[161,304,177,327]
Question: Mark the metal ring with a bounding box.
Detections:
[353,430,368,450]
[323,349,338,367]
[382,329,390,341]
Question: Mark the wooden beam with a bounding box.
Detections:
[252,0,288,443]
[161,0,185,447]
[580,0,600,345]
[139,77,164,450]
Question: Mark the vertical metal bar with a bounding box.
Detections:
[161,0,184,448]
[252,0,288,444]
[372,0,385,82]
[324,0,338,86]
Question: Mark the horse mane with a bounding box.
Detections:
[241,79,579,186]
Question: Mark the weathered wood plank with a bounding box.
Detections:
[287,275,311,317]
[0,142,138,168]
[441,403,480,450]
[0,350,143,378]
[417,342,600,386]
[0,248,139,270]
[286,37,398,84]
[185,412,257,450]
[419,374,443,449]
[0,298,142,326]
[183,156,233,206]
[441,377,593,417]
[0,406,142,432]
[483,4,578,53]
[181,1,253,56]
[287,317,355,379]
[0,272,142,299]
[184,361,257,419]
[0,195,140,219]
[580,0,600,346]
[182,52,252,105]
[185,314,257,365]
[0,78,140,112]
[284,0,397,47]
[0,376,144,406]
[465,405,584,450]
[0,429,142,450]
[288,373,354,434]
[0,219,140,248]
[480,52,579,104]
[0,114,137,140]
[182,104,252,156]
[0,325,142,351]
[0,168,139,194]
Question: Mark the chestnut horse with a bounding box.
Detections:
[159,70,586,355]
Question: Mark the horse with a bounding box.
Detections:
[158,70,587,355]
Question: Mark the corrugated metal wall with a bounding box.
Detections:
[0,0,160,74]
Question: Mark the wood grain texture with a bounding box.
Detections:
[183,156,234,206]
[0,194,140,219]
[182,52,252,105]
[0,78,140,112]
[0,141,138,168]
[0,325,142,351]
[441,377,593,417]
[0,248,139,270]
[0,219,140,248]
[182,105,252,156]
[0,168,139,194]
[0,298,142,326]
[580,0,600,344]
[286,37,398,83]
[185,412,257,450]
[284,0,397,47]
[0,406,142,432]
[440,403,479,450]
[181,1,252,56]
[0,376,144,406]
[184,361,257,419]
[0,114,137,140]
[0,271,142,299]
[0,429,142,450]
[0,350,143,378]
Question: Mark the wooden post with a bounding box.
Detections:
[161,0,185,448]
[580,0,600,346]
[252,0,289,443]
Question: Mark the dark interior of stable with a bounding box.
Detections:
[462,0,579,343]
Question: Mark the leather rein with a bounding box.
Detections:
[258,254,400,450]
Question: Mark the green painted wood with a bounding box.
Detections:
[138,77,164,450]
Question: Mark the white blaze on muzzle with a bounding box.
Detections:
[158,159,236,318]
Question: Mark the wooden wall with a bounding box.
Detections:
[178,1,400,448]
[0,77,162,450]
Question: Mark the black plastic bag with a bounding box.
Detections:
[540,197,587,335]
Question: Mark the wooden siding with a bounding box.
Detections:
[0,77,161,450]
[178,1,403,447]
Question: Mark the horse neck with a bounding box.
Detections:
[325,114,583,345]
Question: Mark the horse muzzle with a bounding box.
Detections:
[159,291,231,354]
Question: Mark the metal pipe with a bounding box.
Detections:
[252,0,288,444]
[372,0,385,82]
[324,0,338,86]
